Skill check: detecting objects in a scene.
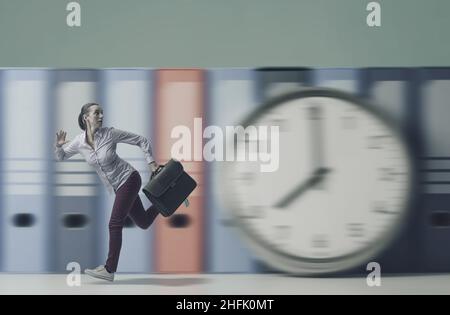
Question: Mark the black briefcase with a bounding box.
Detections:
[142,159,197,217]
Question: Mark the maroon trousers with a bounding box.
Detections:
[105,171,159,273]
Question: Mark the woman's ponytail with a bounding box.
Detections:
[78,102,98,131]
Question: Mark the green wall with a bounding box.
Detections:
[0,0,448,67]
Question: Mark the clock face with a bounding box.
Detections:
[222,89,414,274]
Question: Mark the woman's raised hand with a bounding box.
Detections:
[56,130,70,147]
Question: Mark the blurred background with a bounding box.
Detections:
[0,67,449,274]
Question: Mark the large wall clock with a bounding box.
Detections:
[222,88,415,275]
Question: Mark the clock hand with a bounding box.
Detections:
[275,167,332,208]
[309,104,325,171]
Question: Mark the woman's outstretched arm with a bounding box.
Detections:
[54,130,80,161]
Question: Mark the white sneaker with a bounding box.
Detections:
[85,265,114,282]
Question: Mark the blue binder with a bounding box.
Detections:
[52,70,102,272]
[417,68,450,272]
[99,69,154,273]
[206,69,259,273]
[255,68,313,104]
[313,68,362,94]
[0,70,52,272]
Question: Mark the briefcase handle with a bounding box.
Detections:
[150,164,165,180]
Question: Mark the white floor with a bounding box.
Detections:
[0,273,449,295]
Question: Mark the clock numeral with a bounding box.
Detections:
[307,104,322,120]
[234,129,259,155]
[240,205,266,220]
[236,133,274,155]
[268,117,288,132]
[346,223,365,238]
[236,172,255,185]
[368,135,389,150]
[379,167,397,182]
[372,201,396,215]
[256,138,272,155]
[311,234,329,249]
[235,134,259,153]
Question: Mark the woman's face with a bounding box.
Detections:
[84,105,104,130]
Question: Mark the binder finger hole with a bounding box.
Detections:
[430,211,450,227]
[12,213,36,227]
[63,214,89,229]
[169,214,190,228]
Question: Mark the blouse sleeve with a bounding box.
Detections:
[110,127,155,164]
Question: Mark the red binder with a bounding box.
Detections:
[153,70,205,273]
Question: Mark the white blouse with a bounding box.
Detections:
[55,127,154,194]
